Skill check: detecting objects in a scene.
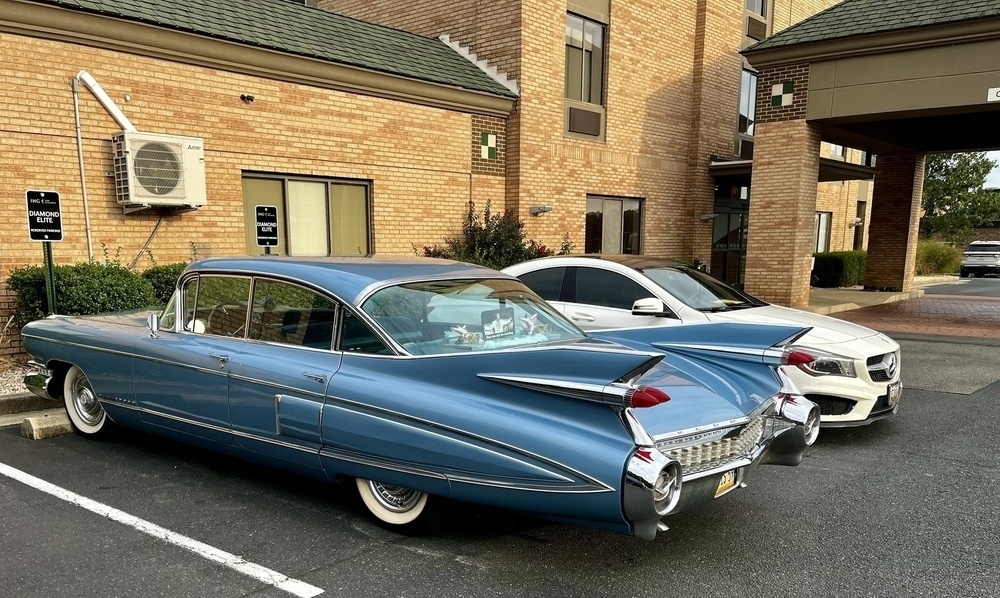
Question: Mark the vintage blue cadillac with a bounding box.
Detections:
[23,256,820,540]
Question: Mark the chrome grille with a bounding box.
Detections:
[867,351,899,382]
[657,416,765,476]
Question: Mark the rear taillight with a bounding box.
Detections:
[626,386,670,408]
[782,348,815,367]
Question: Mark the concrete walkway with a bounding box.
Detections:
[804,275,955,315]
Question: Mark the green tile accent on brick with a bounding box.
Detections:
[31,0,517,98]
[783,81,794,94]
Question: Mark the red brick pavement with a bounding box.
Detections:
[833,294,1000,338]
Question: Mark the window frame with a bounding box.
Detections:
[585,195,643,255]
[242,173,373,258]
[814,211,833,253]
[564,12,606,107]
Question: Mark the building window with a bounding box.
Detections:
[565,14,605,106]
[242,175,371,256]
[853,201,867,250]
[745,0,766,17]
[585,195,642,254]
[829,143,845,159]
[814,212,832,253]
[738,69,757,137]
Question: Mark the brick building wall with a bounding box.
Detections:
[324,0,847,265]
[0,33,504,357]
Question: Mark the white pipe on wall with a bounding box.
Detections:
[71,77,95,261]
[72,70,137,260]
[75,70,136,132]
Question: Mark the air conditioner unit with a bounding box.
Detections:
[112,131,206,211]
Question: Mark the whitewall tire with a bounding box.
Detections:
[355,478,442,534]
[63,365,110,438]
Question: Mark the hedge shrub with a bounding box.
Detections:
[423,200,572,270]
[915,240,961,275]
[812,250,867,288]
[7,262,158,326]
[141,262,188,304]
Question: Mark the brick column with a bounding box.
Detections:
[743,118,821,308]
[863,153,925,292]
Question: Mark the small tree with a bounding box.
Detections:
[922,152,1000,243]
[423,201,572,270]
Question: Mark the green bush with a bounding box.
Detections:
[7,262,158,326]
[812,250,867,288]
[142,262,188,304]
[422,200,572,270]
[915,240,961,275]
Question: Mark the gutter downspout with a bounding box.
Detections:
[72,71,137,261]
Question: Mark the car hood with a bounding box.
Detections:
[705,304,883,347]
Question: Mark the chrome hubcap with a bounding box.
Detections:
[73,376,103,425]
[368,481,422,513]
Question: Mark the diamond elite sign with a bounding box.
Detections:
[26,190,63,242]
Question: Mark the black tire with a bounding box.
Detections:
[959,270,969,278]
[62,365,113,438]
[355,478,445,535]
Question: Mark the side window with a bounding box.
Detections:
[339,311,391,355]
[249,279,337,350]
[574,268,651,310]
[517,268,566,301]
[189,276,252,337]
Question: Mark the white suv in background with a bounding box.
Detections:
[504,255,902,427]
[959,241,1000,278]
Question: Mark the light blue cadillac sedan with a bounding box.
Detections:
[23,256,820,540]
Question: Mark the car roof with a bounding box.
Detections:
[186,256,508,305]
[516,254,691,270]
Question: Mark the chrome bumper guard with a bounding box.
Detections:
[23,361,54,401]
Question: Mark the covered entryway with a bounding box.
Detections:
[739,0,1000,308]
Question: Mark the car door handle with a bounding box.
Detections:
[208,353,229,368]
[303,372,328,384]
[570,313,596,323]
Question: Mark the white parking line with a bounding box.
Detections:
[0,462,324,598]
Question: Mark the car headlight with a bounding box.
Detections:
[786,346,857,378]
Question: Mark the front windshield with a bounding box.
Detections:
[361,278,586,355]
[640,266,765,312]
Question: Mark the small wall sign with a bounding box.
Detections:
[26,190,63,242]
[255,205,278,247]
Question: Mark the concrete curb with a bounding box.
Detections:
[0,392,56,415]
[19,410,73,440]
[0,392,73,439]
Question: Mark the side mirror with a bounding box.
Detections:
[146,313,160,337]
[632,298,673,318]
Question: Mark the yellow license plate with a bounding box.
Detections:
[715,470,737,497]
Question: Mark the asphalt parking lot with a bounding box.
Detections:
[1,283,998,598]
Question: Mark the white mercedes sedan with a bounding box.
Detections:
[504,255,901,427]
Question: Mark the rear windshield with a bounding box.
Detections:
[966,243,1000,253]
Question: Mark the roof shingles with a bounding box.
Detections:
[30,0,516,97]
[748,0,1000,52]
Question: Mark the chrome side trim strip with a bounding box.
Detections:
[320,447,611,493]
[228,374,326,399]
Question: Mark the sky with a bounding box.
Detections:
[988,151,1000,189]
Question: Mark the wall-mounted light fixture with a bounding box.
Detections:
[530,205,554,216]
[848,217,863,228]
[240,94,255,103]
[699,213,718,222]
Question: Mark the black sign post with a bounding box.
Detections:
[255,205,279,255]
[26,190,64,315]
